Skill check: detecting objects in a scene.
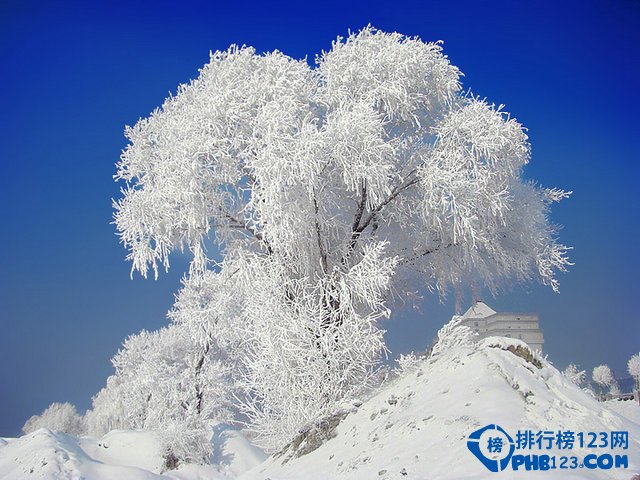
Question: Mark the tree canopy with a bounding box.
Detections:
[112,27,571,449]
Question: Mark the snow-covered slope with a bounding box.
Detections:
[0,429,163,479]
[0,424,266,480]
[606,399,640,427]
[242,325,640,480]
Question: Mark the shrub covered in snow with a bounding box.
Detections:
[22,402,85,436]
[628,354,640,391]
[429,316,476,359]
[563,363,586,386]
[396,352,423,373]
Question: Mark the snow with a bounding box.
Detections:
[209,423,269,477]
[79,430,165,473]
[0,424,266,480]
[242,336,640,480]
[2,334,637,479]
[606,399,640,427]
[0,429,162,480]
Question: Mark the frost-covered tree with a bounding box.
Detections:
[113,27,570,449]
[85,375,131,436]
[563,363,586,387]
[628,354,640,391]
[22,402,85,436]
[592,364,614,400]
[609,381,621,396]
[86,323,231,465]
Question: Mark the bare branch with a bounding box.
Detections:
[313,194,328,273]
[220,210,273,255]
[342,172,420,266]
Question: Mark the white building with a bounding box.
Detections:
[459,301,544,352]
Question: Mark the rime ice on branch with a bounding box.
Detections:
[113,27,571,449]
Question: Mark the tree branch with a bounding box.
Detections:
[313,194,328,273]
[220,210,273,255]
[341,172,420,266]
[399,242,459,266]
[340,182,368,267]
[351,182,368,234]
[358,174,419,234]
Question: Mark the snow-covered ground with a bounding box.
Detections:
[606,399,640,428]
[0,424,266,480]
[2,328,638,479]
[243,333,640,480]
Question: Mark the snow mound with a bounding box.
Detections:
[210,423,269,477]
[79,430,165,473]
[0,424,266,480]
[0,428,162,479]
[242,330,640,479]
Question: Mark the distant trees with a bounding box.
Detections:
[609,381,621,396]
[22,402,85,436]
[564,358,640,402]
[110,27,571,450]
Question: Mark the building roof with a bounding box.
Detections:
[461,301,497,320]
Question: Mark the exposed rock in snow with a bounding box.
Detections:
[275,410,353,463]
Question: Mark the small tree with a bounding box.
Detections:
[85,375,132,436]
[86,323,232,466]
[628,354,640,406]
[628,354,640,391]
[592,365,614,400]
[22,402,85,436]
[563,363,586,387]
[609,381,621,396]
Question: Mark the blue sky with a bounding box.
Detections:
[0,0,638,436]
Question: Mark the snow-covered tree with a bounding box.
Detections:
[628,354,640,391]
[592,364,614,399]
[563,363,586,387]
[85,375,132,436]
[86,323,232,465]
[609,381,621,396]
[113,27,570,449]
[22,402,85,436]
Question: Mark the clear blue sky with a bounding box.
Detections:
[0,0,638,437]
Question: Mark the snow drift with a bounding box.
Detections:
[243,324,640,480]
[0,424,266,480]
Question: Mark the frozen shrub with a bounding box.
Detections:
[22,402,85,436]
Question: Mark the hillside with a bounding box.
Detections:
[242,321,640,480]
